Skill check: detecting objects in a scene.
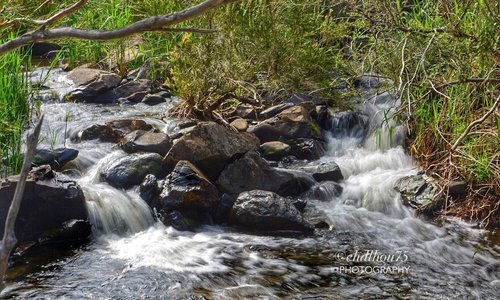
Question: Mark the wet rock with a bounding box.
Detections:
[159,161,219,220]
[121,91,148,103]
[230,190,313,232]
[141,93,167,106]
[327,110,369,138]
[214,194,237,224]
[140,174,160,208]
[314,105,330,130]
[102,153,167,189]
[394,174,442,215]
[314,220,330,229]
[287,138,327,160]
[66,68,122,102]
[162,210,199,231]
[164,122,260,181]
[303,181,343,201]
[78,119,152,143]
[0,167,88,244]
[177,119,198,130]
[260,141,291,161]
[32,148,79,170]
[216,151,313,197]
[38,219,92,244]
[93,79,152,104]
[230,118,249,132]
[293,200,307,212]
[300,161,343,182]
[250,105,323,143]
[120,130,173,156]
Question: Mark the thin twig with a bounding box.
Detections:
[450,95,500,152]
[0,116,44,291]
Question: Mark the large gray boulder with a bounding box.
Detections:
[0,166,89,245]
[230,190,313,232]
[120,130,173,156]
[94,79,151,104]
[216,151,313,197]
[102,153,167,189]
[164,122,260,180]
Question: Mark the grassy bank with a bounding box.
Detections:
[1,0,498,226]
[0,48,32,177]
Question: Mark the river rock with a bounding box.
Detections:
[66,67,122,102]
[287,138,327,160]
[164,122,260,181]
[327,110,369,138]
[142,93,168,106]
[230,190,313,232]
[394,174,442,215]
[78,118,153,143]
[32,148,79,170]
[300,161,343,182]
[249,105,323,143]
[102,153,167,189]
[120,130,173,156]
[303,181,343,201]
[260,141,291,161]
[230,118,249,132]
[93,79,151,104]
[216,151,313,197]
[159,161,219,210]
[0,166,89,244]
[140,174,160,208]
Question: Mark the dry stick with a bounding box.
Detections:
[450,95,500,152]
[38,0,88,27]
[0,0,241,56]
[0,115,44,291]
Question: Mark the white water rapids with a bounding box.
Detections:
[5,70,499,299]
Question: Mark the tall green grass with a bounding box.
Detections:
[0,50,32,177]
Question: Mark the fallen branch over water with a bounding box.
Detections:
[0,116,44,291]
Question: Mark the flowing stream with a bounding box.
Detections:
[4,70,499,299]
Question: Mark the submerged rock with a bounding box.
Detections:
[120,130,173,156]
[230,190,313,232]
[0,166,89,245]
[102,153,167,189]
[216,151,313,197]
[32,148,79,170]
[164,122,260,180]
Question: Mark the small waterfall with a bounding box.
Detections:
[78,150,154,235]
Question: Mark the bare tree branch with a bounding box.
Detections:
[0,0,240,56]
[0,115,44,291]
[450,95,500,152]
[38,0,88,27]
